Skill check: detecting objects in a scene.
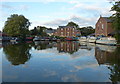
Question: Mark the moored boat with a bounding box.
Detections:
[33,36,41,41]
[87,36,96,43]
[96,37,117,45]
[26,37,34,41]
[79,36,87,42]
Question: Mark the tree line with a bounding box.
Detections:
[2,14,95,39]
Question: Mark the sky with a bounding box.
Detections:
[0,0,118,31]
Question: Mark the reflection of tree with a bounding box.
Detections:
[34,41,55,50]
[108,47,120,82]
[95,46,120,82]
[57,41,79,54]
[3,43,31,66]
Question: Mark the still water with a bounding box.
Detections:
[1,41,120,82]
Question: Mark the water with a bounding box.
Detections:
[1,41,120,82]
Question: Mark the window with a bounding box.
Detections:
[98,25,99,29]
[67,32,69,36]
[61,28,63,30]
[61,32,63,35]
[102,24,104,29]
[61,43,63,47]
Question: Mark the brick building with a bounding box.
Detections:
[54,26,81,37]
[95,16,114,37]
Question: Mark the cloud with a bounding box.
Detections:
[1,4,13,9]
[1,4,29,11]
[1,0,114,2]
[43,18,68,27]
[61,74,81,82]
[19,5,29,11]
[42,15,97,28]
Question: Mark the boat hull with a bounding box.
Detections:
[96,39,117,45]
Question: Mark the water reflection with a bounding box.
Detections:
[34,41,56,50]
[3,43,31,65]
[1,41,120,82]
[57,41,79,54]
[95,45,120,82]
[79,42,95,51]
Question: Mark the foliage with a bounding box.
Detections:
[3,43,31,65]
[66,21,79,28]
[30,27,38,36]
[110,1,120,43]
[30,26,48,37]
[107,47,120,82]
[77,26,95,36]
[33,41,49,50]
[3,14,30,39]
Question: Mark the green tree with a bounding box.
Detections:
[30,26,49,37]
[110,1,120,43]
[3,14,31,39]
[30,27,38,35]
[77,26,95,36]
[66,21,79,28]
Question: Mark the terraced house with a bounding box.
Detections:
[95,16,114,37]
[54,26,81,37]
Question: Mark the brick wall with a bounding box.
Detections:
[53,26,81,37]
[95,17,114,37]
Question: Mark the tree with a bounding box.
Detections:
[110,1,120,43]
[3,14,31,39]
[77,26,95,36]
[66,21,79,28]
[30,26,48,37]
[30,27,38,35]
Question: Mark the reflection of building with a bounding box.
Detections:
[57,42,79,54]
[95,47,110,65]
[95,47,119,65]
[54,26,81,37]
[34,41,56,50]
[0,43,2,48]
[95,16,114,37]
[95,46,120,82]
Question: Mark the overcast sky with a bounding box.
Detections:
[0,0,117,31]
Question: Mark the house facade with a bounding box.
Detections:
[54,26,81,37]
[95,16,114,37]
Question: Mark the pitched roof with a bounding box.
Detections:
[59,26,66,28]
[102,17,113,23]
[45,29,55,33]
[59,26,76,29]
